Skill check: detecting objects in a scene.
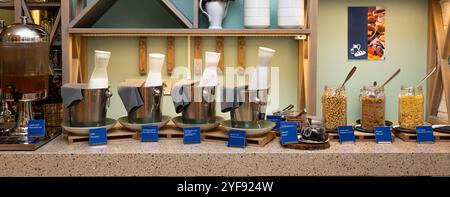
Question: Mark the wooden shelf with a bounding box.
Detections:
[0,2,13,8]
[0,2,60,10]
[68,28,311,37]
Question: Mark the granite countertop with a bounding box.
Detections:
[1,135,450,177]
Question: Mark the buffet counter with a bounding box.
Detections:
[1,133,450,177]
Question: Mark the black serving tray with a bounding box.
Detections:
[393,126,416,134]
[325,128,338,133]
[355,120,393,133]
[434,126,450,134]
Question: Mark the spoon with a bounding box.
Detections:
[416,66,437,88]
[340,66,358,90]
[282,104,294,112]
[273,104,294,115]
[381,68,401,88]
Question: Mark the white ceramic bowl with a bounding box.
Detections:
[278,0,303,7]
[244,8,270,17]
[244,0,270,8]
[278,8,303,17]
[244,17,270,28]
[278,16,304,29]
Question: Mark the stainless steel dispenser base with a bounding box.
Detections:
[0,99,62,151]
[14,101,33,135]
[0,128,61,151]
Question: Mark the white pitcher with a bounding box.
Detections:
[199,51,221,87]
[200,0,232,29]
[249,47,276,90]
[88,50,111,89]
[144,53,165,87]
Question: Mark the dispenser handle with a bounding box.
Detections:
[105,88,113,108]
[7,85,21,103]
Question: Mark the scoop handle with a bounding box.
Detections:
[381,68,401,88]
[416,66,437,88]
[340,66,357,89]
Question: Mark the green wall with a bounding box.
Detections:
[92,0,183,28]
[317,0,428,123]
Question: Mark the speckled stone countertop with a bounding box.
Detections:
[1,135,450,177]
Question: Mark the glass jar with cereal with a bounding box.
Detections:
[398,86,423,130]
[322,85,347,130]
[360,85,385,130]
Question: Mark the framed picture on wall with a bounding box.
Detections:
[348,6,385,60]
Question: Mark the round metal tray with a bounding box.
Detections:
[118,115,171,131]
[172,116,224,131]
[61,118,117,135]
[221,120,275,137]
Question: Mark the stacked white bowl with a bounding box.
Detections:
[278,0,304,29]
[244,0,271,29]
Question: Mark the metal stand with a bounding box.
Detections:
[14,101,33,135]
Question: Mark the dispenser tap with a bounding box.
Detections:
[0,20,5,30]
[7,85,22,104]
[105,88,113,108]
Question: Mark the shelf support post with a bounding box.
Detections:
[167,37,175,75]
[14,0,22,23]
[139,37,148,75]
[216,36,224,72]
[61,0,73,83]
[305,0,318,115]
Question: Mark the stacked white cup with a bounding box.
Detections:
[244,0,271,29]
[278,0,304,29]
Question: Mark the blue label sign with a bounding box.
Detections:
[416,126,434,143]
[266,115,282,130]
[280,122,298,145]
[28,119,46,137]
[89,128,107,146]
[184,127,201,144]
[338,126,355,143]
[228,130,246,148]
[374,126,393,144]
[141,125,159,142]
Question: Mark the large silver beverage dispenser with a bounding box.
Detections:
[0,16,49,135]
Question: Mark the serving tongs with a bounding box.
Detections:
[273,105,307,122]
